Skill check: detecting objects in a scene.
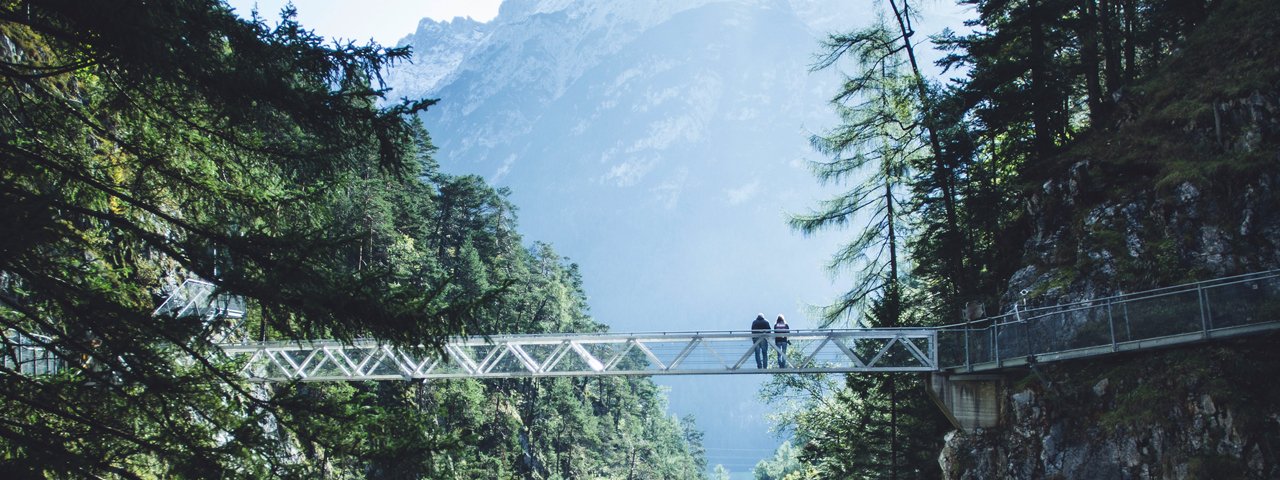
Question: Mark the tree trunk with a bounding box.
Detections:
[889,374,899,480]
[1029,0,1054,157]
[1101,0,1123,95]
[1080,0,1105,122]
[1123,0,1136,82]
[885,178,898,309]
[887,0,967,298]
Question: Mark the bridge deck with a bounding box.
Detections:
[221,329,938,382]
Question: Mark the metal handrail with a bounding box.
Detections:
[938,270,1280,371]
[936,269,1280,330]
[8,270,1278,381]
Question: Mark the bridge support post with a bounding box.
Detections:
[926,373,1005,433]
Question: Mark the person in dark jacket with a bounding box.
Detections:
[751,313,770,368]
[773,314,790,368]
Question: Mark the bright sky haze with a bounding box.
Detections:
[226,0,502,45]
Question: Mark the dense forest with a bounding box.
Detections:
[4,0,1277,477]
[0,1,705,478]
[765,0,1279,478]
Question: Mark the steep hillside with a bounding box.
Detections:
[941,340,1280,479]
[942,0,1280,477]
[1008,0,1280,299]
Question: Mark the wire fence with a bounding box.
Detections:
[153,279,246,344]
[3,279,247,378]
[937,270,1280,371]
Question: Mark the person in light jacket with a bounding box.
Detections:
[773,315,790,368]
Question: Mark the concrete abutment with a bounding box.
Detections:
[927,373,1006,433]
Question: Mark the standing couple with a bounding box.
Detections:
[751,313,790,369]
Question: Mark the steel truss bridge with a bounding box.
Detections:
[6,271,1280,382]
[223,329,938,381]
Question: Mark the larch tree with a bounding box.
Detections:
[778,16,949,480]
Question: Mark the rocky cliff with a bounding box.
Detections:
[940,343,1280,479]
[1007,89,1280,309]
[940,0,1280,477]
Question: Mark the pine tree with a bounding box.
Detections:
[0,1,709,477]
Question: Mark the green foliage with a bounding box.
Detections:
[1061,0,1280,189]
[763,372,949,479]
[752,441,803,480]
[0,1,705,477]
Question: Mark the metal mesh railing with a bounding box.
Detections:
[938,270,1280,371]
[2,332,64,376]
[4,279,246,378]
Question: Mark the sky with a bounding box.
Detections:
[225,0,502,45]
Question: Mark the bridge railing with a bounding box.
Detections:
[222,328,938,381]
[938,270,1280,371]
[153,279,246,343]
[2,332,64,376]
[3,279,246,379]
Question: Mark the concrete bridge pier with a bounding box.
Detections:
[927,373,1006,433]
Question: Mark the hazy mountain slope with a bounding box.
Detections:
[400,0,847,329]
[384,16,488,96]
[389,0,866,473]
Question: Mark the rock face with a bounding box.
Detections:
[1002,87,1280,311]
[385,16,489,97]
[940,35,1280,480]
[939,346,1280,479]
[940,92,1280,479]
[385,1,857,317]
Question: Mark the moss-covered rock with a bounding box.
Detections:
[941,339,1280,479]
